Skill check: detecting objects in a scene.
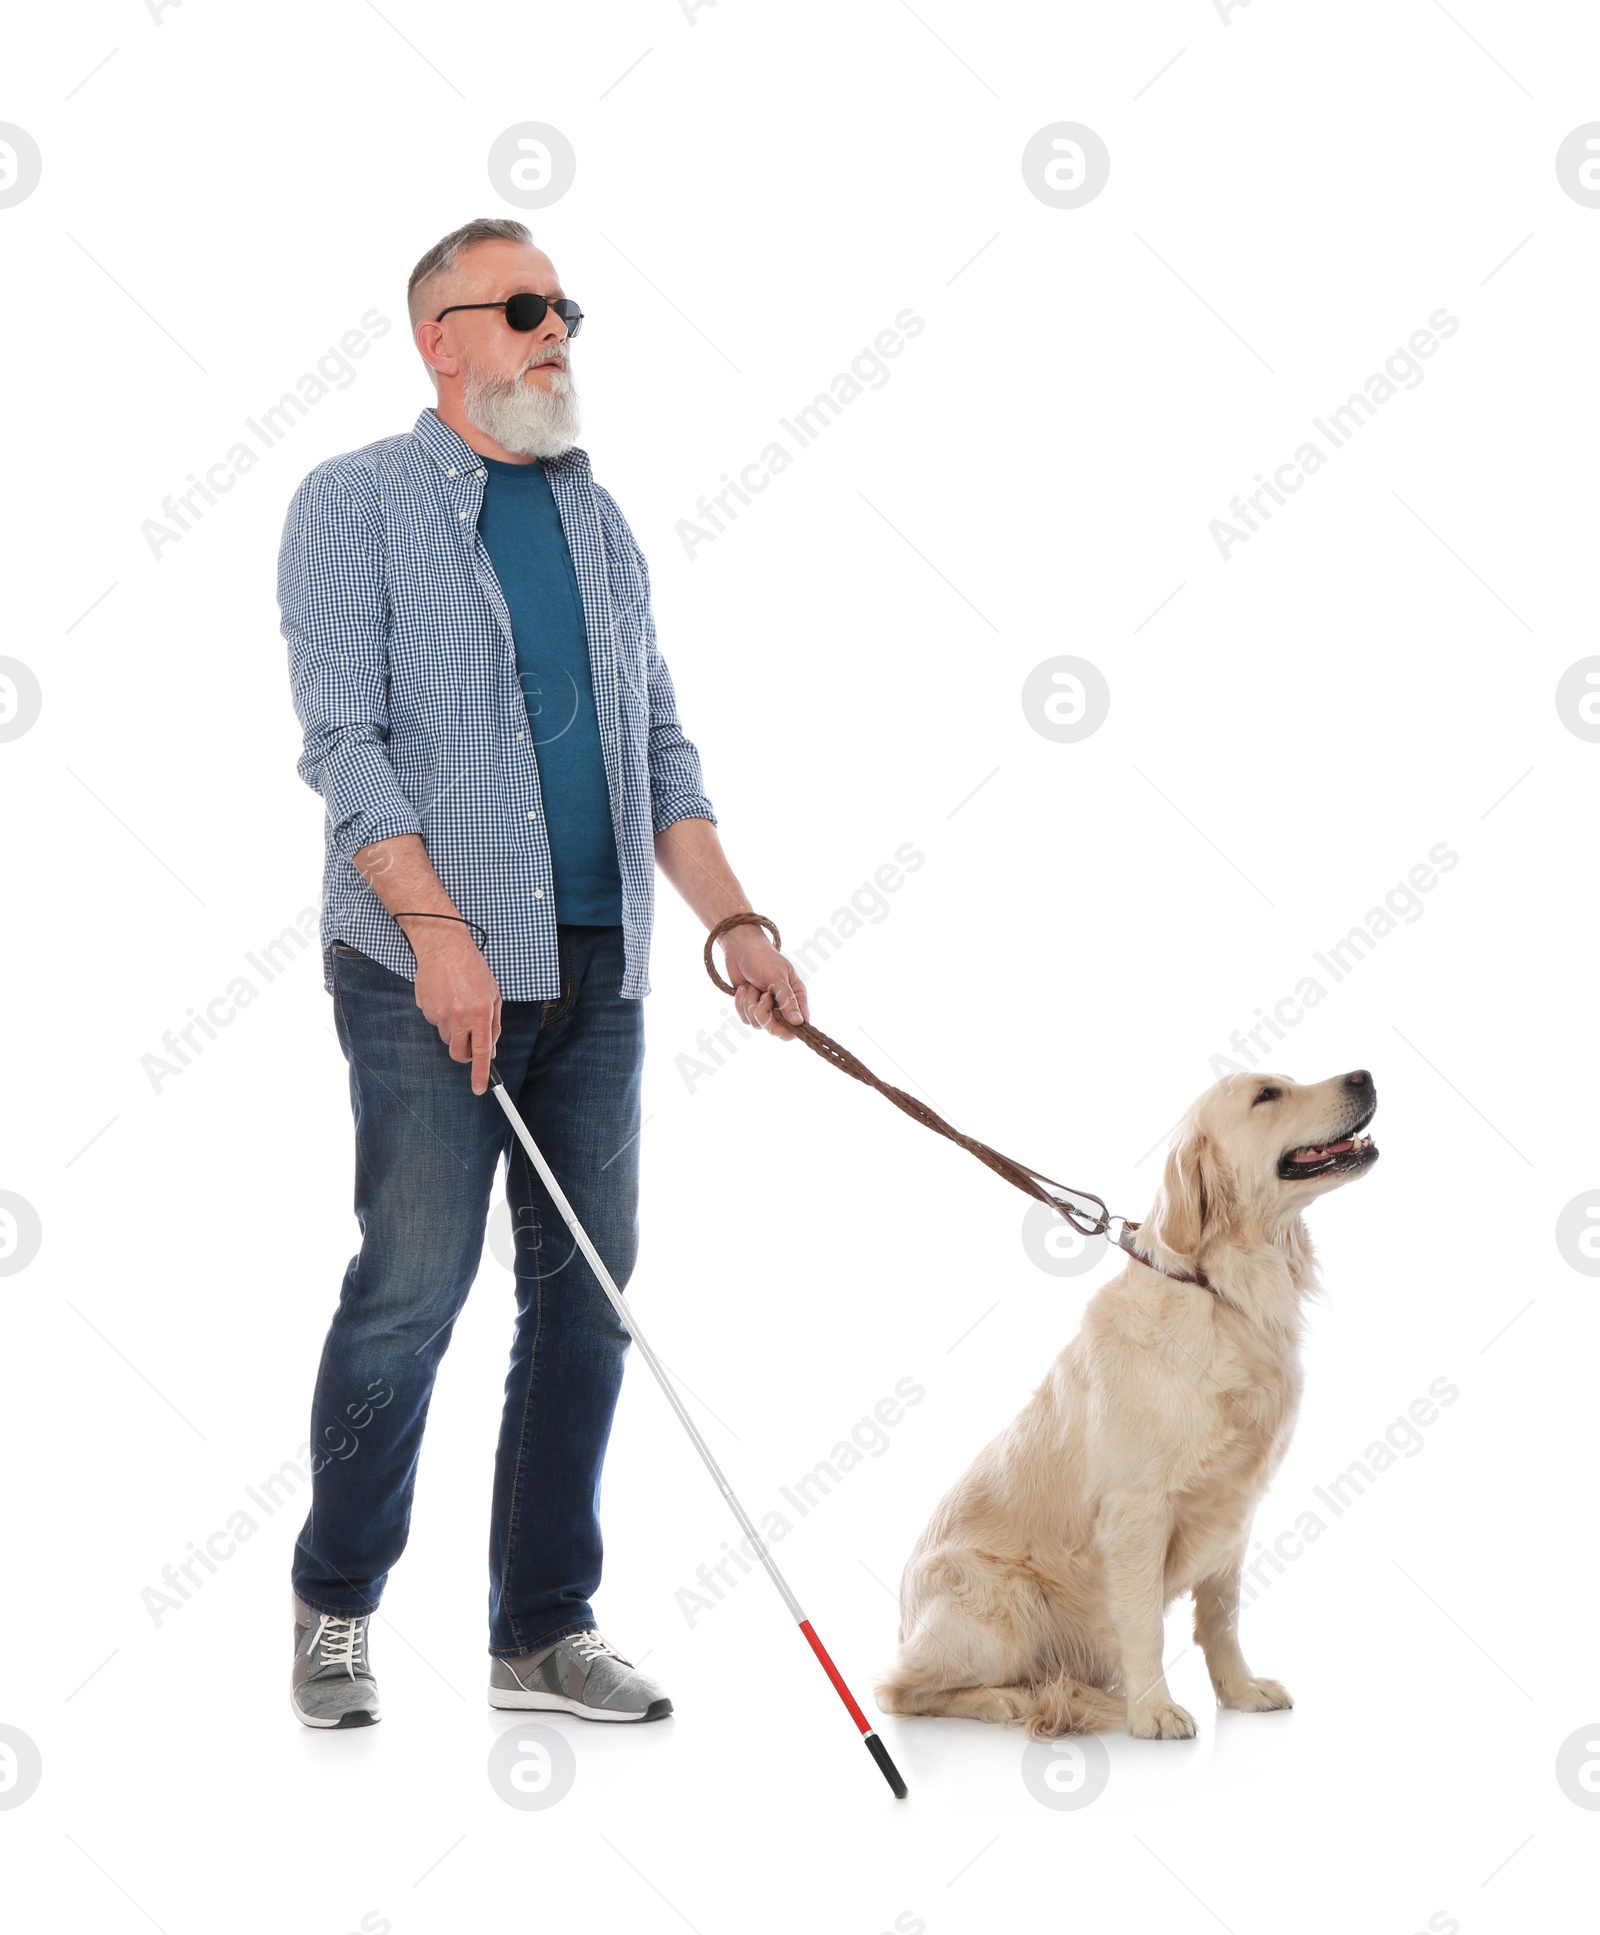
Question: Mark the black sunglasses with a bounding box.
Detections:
[433,292,584,338]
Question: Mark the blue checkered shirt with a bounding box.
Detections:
[279,408,716,1002]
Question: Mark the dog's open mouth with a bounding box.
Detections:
[1278,1108,1378,1179]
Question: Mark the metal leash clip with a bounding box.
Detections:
[1029,1174,1113,1238]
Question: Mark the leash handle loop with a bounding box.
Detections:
[703,911,783,995]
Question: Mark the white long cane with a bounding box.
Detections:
[487,1059,908,1799]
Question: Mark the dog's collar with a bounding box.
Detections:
[1114,1222,1217,1295]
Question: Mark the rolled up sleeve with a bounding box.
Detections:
[279,466,424,863]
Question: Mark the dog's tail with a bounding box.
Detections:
[1023,1671,1124,1739]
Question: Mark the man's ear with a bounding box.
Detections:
[1148,1123,1234,1261]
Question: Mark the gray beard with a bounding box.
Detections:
[460,352,583,459]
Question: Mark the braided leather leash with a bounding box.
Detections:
[702,911,1215,1293]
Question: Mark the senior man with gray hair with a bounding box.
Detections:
[278,217,807,1730]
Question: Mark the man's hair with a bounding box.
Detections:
[407,218,533,328]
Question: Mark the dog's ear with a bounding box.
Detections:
[1148,1122,1235,1261]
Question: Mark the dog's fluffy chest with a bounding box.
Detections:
[1203,1330,1302,1466]
[1062,1283,1306,1582]
[1163,1328,1303,1586]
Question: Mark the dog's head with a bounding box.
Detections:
[1144,1069,1379,1267]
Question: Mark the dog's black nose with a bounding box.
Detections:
[1344,1069,1372,1090]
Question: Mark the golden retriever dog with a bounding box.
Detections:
[875,1068,1378,1741]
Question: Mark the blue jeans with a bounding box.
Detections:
[292,923,643,1659]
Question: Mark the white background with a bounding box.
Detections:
[2,2,1596,1931]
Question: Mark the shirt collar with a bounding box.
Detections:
[412,406,586,483]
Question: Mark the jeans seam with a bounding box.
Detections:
[331,953,353,1042]
[497,1130,548,1654]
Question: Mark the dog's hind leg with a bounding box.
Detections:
[875,1562,1119,1735]
[878,1673,1122,1734]
[883,1681,1034,1725]
[874,1619,1008,1718]
[874,1565,1031,1718]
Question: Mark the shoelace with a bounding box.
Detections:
[316,1613,368,1678]
[571,1630,625,1666]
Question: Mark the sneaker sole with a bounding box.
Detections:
[488,1689,672,1723]
[291,1692,380,1730]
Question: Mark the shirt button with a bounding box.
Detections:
[458,510,468,521]
[447,467,457,478]
[477,469,486,479]
[527,809,536,819]
[533,887,544,899]
[517,730,525,741]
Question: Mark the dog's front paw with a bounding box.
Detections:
[1217,1676,1293,1712]
[1128,1697,1197,1740]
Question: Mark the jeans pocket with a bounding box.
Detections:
[331,940,367,960]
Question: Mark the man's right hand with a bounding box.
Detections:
[411,929,503,1096]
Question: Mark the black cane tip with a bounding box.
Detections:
[864,1731,908,1799]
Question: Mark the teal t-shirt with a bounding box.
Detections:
[477,455,623,925]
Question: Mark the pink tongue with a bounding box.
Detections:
[1294,1138,1354,1163]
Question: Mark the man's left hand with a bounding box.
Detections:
[719,925,809,1041]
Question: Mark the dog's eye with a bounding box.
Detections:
[1253,1086,1282,1105]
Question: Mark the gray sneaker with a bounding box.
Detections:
[489,1630,671,1723]
[291,1593,380,1729]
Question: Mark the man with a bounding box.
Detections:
[278,216,807,1730]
